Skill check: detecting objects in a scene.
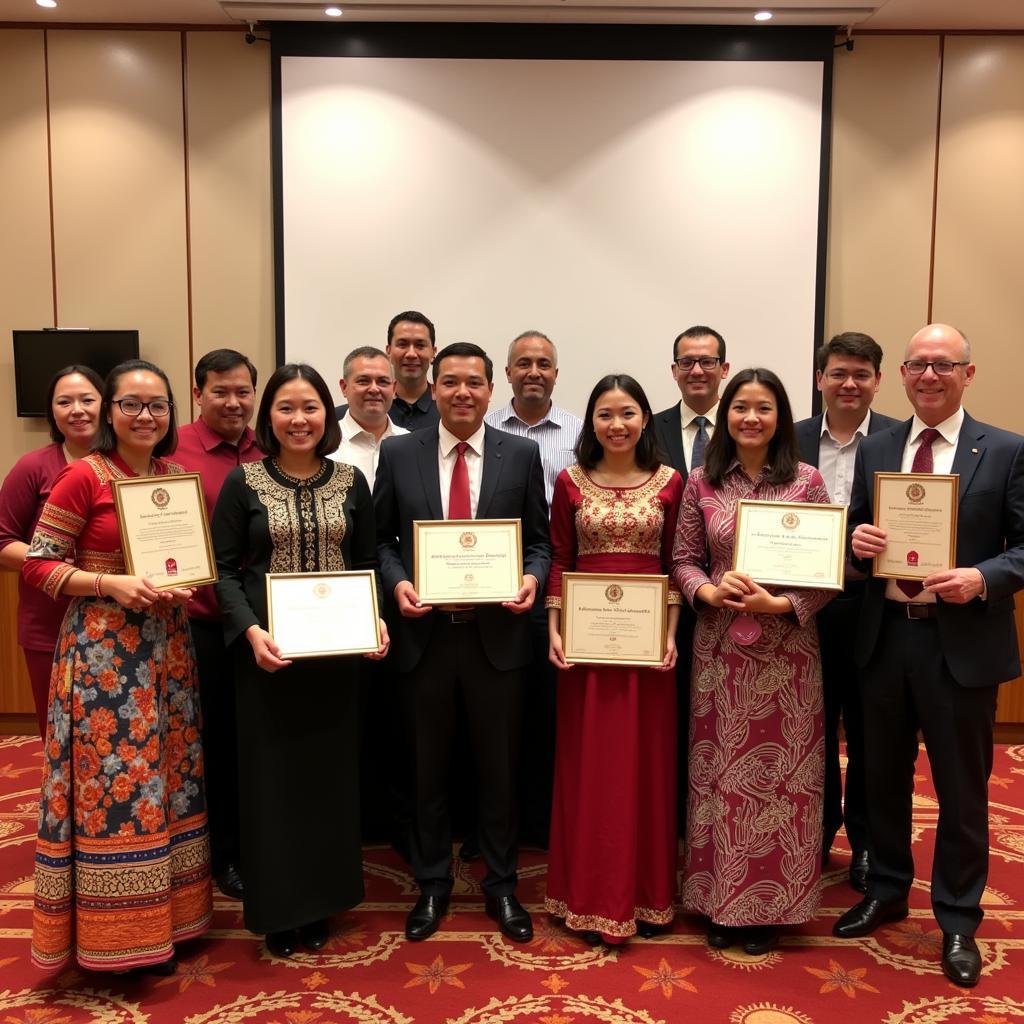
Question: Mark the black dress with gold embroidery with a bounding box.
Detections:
[213,457,376,934]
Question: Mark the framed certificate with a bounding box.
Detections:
[110,473,217,590]
[873,472,959,581]
[561,572,667,667]
[266,571,381,659]
[413,519,522,604]
[733,500,847,591]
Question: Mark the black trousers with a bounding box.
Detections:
[862,604,998,935]
[818,590,868,853]
[399,615,523,898]
[190,617,242,876]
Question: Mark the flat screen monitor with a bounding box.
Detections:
[13,329,140,417]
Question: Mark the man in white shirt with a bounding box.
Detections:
[794,333,899,893]
[330,346,409,487]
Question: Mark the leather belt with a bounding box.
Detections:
[885,600,938,620]
[441,608,477,624]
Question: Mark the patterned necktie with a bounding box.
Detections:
[691,416,710,470]
[897,427,941,598]
[448,441,471,520]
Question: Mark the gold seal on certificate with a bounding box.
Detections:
[266,571,381,659]
[110,473,217,589]
[872,472,959,580]
[561,572,667,667]
[413,519,522,604]
[733,499,847,590]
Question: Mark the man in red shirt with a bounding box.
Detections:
[175,349,263,901]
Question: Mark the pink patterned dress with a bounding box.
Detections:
[671,461,834,926]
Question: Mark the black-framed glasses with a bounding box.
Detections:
[902,360,968,376]
[111,398,172,417]
[675,356,722,372]
[824,369,876,383]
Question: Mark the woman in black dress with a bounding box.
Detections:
[213,363,389,958]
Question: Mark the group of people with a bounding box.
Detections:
[0,311,1020,991]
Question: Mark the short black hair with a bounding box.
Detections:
[194,349,258,390]
[95,359,178,458]
[673,325,726,363]
[45,364,104,444]
[387,310,436,348]
[702,367,798,488]
[254,363,341,459]
[815,332,883,373]
[432,342,493,383]
[343,346,389,379]
[575,374,661,471]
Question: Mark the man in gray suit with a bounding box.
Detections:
[794,332,899,892]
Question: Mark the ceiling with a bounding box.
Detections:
[0,0,1022,30]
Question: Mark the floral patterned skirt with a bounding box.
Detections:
[32,597,212,973]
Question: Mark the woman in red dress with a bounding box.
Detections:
[23,359,212,974]
[545,374,683,945]
[671,368,834,955]
[0,365,102,736]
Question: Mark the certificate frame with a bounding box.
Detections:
[872,472,959,581]
[561,572,667,667]
[733,499,847,591]
[110,473,217,590]
[413,519,523,604]
[266,570,381,659]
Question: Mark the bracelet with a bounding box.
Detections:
[94,573,106,598]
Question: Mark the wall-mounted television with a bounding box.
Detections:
[13,329,140,417]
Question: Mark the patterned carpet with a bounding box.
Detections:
[1,735,1024,1024]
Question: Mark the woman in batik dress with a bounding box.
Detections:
[213,363,388,959]
[545,375,683,946]
[671,367,834,956]
[23,359,211,975]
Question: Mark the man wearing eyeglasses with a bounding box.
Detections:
[794,333,899,894]
[653,325,729,837]
[833,324,1024,988]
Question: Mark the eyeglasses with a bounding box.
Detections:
[675,356,722,372]
[111,398,172,417]
[824,370,876,383]
[902,360,968,376]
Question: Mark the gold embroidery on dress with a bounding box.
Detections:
[543,897,674,935]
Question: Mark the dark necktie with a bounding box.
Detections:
[897,427,941,599]
[691,416,710,470]
[448,441,471,520]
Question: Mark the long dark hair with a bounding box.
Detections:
[702,367,799,487]
[95,359,178,458]
[255,363,341,458]
[45,364,104,444]
[575,374,661,471]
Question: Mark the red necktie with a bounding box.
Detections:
[448,441,471,520]
[897,427,941,598]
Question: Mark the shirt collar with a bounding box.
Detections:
[395,388,434,413]
[192,416,258,454]
[439,421,485,458]
[340,411,400,442]
[910,407,964,447]
[681,400,719,429]
[820,409,872,442]
[496,399,563,429]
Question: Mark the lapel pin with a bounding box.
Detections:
[972,448,978,454]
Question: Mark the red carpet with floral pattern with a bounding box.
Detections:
[1,734,1023,1024]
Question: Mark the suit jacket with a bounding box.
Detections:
[653,401,690,482]
[373,423,551,674]
[848,410,1024,688]
[794,409,902,469]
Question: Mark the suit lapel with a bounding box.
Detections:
[477,426,504,518]
[660,405,687,477]
[951,412,985,501]
[416,430,444,520]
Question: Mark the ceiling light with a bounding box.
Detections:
[753,10,773,20]
[36,0,58,7]
[325,5,343,14]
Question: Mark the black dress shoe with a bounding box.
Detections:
[579,930,603,946]
[459,836,481,863]
[266,929,298,958]
[849,850,869,894]
[942,933,981,987]
[214,863,244,901]
[707,922,737,948]
[743,926,779,955]
[833,897,909,938]
[636,920,670,939]
[406,894,449,941]
[485,894,533,942]
[299,919,330,951]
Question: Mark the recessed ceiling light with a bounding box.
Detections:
[753,10,773,20]
[36,0,58,7]
[325,5,343,14]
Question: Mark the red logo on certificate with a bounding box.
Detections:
[165,557,178,576]
[906,550,919,567]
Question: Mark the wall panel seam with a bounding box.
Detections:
[181,30,195,422]
[926,33,945,324]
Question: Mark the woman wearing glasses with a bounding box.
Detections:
[23,359,211,975]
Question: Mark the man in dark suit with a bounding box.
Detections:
[794,332,899,892]
[652,325,729,836]
[833,324,1024,988]
[374,342,551,943]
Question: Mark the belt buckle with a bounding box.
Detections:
[905,603,929,620]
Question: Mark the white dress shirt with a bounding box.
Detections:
[680,400,720,470]
[329,413,408,488]
[818,410,872,506]
[439,422,485,519]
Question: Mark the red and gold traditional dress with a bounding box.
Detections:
[23,451,212,973]
[671,461,833,927]
[544,463,683,940]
